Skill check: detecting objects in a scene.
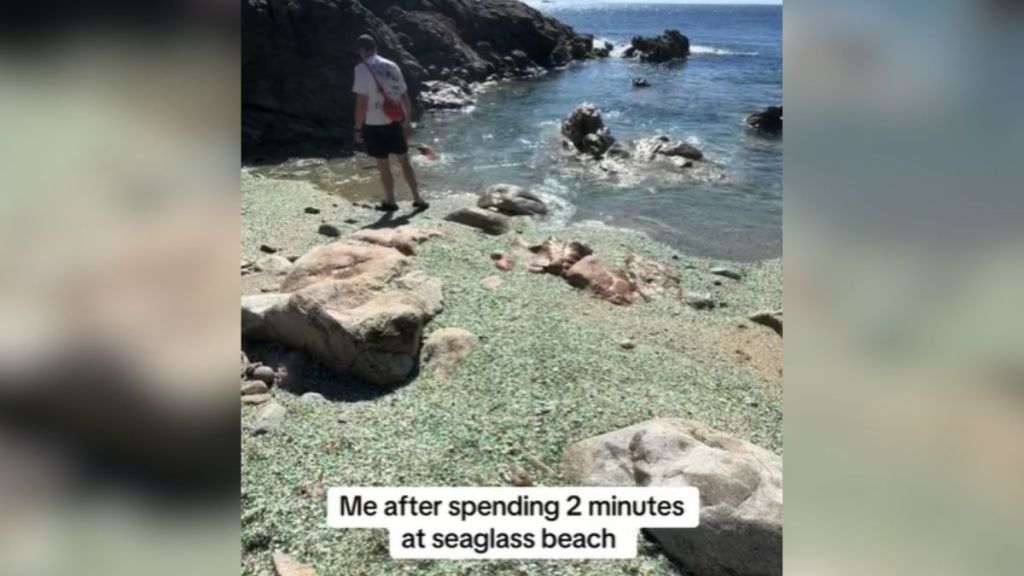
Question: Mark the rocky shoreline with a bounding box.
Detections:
[240,170,782,575]
[243,0,601,161]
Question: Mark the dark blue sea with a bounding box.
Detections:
[422,2,781,261]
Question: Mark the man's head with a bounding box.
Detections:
[356,35,377,59]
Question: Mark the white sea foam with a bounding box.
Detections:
[690,45,759,57]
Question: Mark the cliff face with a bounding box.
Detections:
[242,0,595,160]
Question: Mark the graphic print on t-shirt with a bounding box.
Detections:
[352,55,407,126]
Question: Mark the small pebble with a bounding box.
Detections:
[710,266,743,281]
[318,223,341,237]
[304,207,321,214]
[259,244,279,254]
[620,339,636,350]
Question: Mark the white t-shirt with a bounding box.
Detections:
[353,55,407,126]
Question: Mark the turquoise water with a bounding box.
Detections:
[414,3,782,261]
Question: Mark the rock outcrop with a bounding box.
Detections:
[746,105,783,136]
[622,29,690,63]
[563,419,782,576]
[561,103,615,158]
[241,227,443,386]
[243,0,596,158]
[478,184,548,216]
[419,80,475,110]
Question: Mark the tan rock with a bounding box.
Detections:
[349,226,441,256]
[563,419,782,576]
[481,275,504,290]
[280,240,410,293]
[272,551,318,576]
[421,327,477,379]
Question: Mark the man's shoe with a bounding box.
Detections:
[374,202,399,212]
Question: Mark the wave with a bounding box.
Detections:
[690,45,759,57]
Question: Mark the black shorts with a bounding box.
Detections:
[363,122,408,159]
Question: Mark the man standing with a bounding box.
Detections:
[352,34,428,211]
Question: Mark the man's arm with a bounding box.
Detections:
[400,92,413,136]
[354,94,368,143]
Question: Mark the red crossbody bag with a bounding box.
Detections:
[364,58,406,123]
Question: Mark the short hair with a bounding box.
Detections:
[356,35,376,52]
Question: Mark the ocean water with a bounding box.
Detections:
[265,3,783,261]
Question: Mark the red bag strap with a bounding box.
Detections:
[363,57,390,99]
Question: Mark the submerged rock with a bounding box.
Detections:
[563,419,782,576]
[478,184,548,216]
[623,29,690,63]
[632,77,650,88]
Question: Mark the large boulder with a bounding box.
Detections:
[623,29,690,63]
[243,0,595,159]
[241,227,442,386]
[478,184,548,216]
[746,105,783,136]
[561,103,615,158]
[563,419,782,576]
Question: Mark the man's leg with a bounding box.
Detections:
[396,154,424,205]
[376,158,397,207]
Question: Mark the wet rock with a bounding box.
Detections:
[564,256,640,306]
[632,135,703,163]
[251,365,277,385]
[710,266,743,281]
[749,310,783,336]
[632,77,650,88]
[563,419,782,576]
[255,255,293,275]
[444,207,511,235]
[746,105,782,136]
[623,29,690,63]
[419,80,475,110]
[561,104,615,158]
[421,327,477,379]
[318,223,342,238]
[241,381,270,396]
[478,184,548,216]
[660,141,704,161]
[253,401,287,435]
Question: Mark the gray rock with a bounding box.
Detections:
[251,365,277,385]
[421,328,477,379]
[619,339,636,350]
[632,77,650,88]
[304,206,321,214]
[301,392,326,403]
[444,207,510,235]
[746,105,782,136]
[253,401,287,435]
[478,184,548,216]
[561,104,615,158]
[241,381,270,396]
[624,29,690,63]
[563,419,782,576]
[710,266,743,281]
[255,255,293,275]
[684,292,716,310]
[420,80,475,110]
